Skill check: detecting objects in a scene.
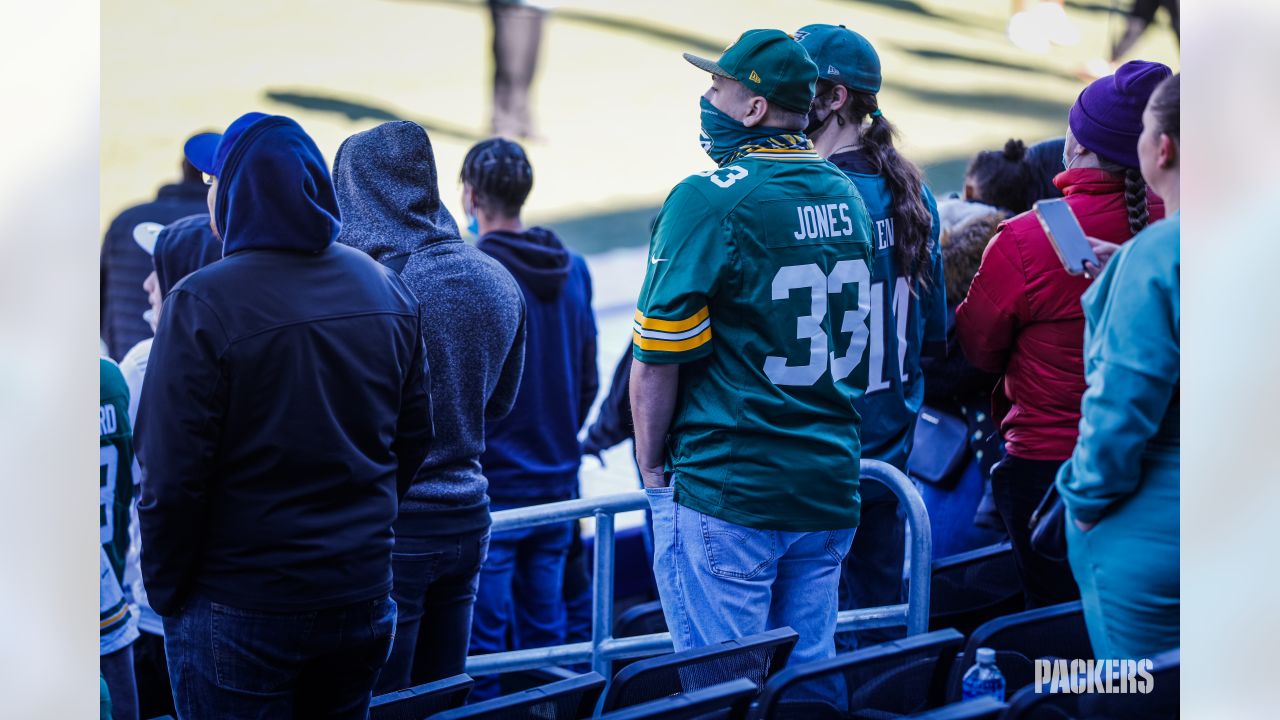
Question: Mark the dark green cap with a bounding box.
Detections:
[683,29,818,114]
[793,23,882,94]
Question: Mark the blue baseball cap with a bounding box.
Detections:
[793,24,882,94]
[183,112,271,177]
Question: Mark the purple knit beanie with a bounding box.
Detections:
[1068,60,1172,169]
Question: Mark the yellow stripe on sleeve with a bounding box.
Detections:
[100,604,129,630]
[634,306,710,333]
[632,327,712,353]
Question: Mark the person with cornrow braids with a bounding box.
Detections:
[956,60,1169,610]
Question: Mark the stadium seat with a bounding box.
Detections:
[599,627,798,713]
[928,542,1023,638]
[945,602,1092,702]
[368,673,473,720]
[597,678,759,720]
[615,599,668,638]
[746,628,966,719]
[430,672,605,720]
[611,599,673,673]
[904,695,1007,719]
[1002,647,1179,720]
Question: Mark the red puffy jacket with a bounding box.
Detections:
[956,168,1164,461]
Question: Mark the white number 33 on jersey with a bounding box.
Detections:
[698,165,749,188]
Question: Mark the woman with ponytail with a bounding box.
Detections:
[1057,74,1181,659]
[796,24,947,649]
[956,60,1170,609]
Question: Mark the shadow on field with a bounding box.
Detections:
[832,0,1001,35]
[264,89,488,143]
[540,204,658,255]
[893,45,1082,82]
[394,0,728,54]
[1065,0,1128,17]
[890,81,1068,124]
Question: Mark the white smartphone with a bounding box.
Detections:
[1034,198,1099,276]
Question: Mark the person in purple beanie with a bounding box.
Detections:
[957,60,1171,609]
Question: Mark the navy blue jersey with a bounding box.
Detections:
[831,150,947,471]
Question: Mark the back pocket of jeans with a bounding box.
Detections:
[211,603,313,695]
[699,514,777,580]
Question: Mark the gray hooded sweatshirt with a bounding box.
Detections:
[335,121,526,537]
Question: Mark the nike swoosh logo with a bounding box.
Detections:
[650,256,669,265]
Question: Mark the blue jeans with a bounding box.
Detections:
[469,508,573,699]
[646,485,855,667]
[375,528,489,694]
[162,594,395,720]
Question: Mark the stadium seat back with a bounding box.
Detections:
[430,672,605,720]
[929,543,1023,638]
[747,628,965,720]
[368,673,472,720]
[600,627,798,713]
[1002,647,1178,720]
[947,602,1091,702]
[905,695,1008,719]
[598,678,759,720]
[614,600,668,638]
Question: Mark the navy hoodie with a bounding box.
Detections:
[335,121,526,537]
[154,213,222,295]
[100,179,208,359]
[478,228,598,504]
[136,115,433,615]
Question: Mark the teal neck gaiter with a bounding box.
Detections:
[699,96,790,166]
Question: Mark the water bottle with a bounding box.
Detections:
[961,647,1006,701]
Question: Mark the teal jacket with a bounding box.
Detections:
[1057,212,1180,524]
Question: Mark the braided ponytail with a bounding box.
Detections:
[844,91,935,289]
[1122,167,1149,235]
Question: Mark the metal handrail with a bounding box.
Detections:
[464,459,930,678]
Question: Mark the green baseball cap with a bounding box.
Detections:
[793,23,882,94]
[683,29,818,114]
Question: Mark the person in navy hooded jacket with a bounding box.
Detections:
[460,138,598,698]
[136,113,434,720]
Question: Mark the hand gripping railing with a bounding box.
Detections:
[464,459,930,679]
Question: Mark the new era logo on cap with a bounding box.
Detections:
[828,65,841,76]
[749,70,762,83]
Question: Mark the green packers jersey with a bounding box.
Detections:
[100,359,134,583]
[634,150,875,531]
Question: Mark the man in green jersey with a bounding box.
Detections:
[101,358,139,720]
[630,29,875,673]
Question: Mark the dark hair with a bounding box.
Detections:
[825,81,934,287]
[1148,73,1180,144]
[460,137,533,218]
[181,157,202,183]
[964,139,1035,213]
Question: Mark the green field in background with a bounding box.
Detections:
[101,0,1178,255]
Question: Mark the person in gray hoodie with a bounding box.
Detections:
[334,121,526,692]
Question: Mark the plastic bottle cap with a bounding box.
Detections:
[976,648,996,664]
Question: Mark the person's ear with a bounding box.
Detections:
[742,96,769,128]
[1159,133,1178,169]
[828,84,849,114]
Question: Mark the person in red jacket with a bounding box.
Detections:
[956,60,1170,608]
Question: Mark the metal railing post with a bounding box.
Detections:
[858,459,933,636]
[590,510,616,678]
